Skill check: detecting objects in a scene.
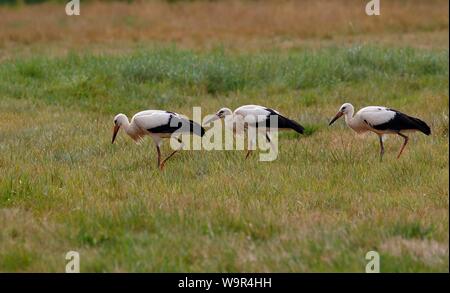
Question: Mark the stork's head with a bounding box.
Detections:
[329,103,354,126]
[203,107,233,125]
[112,113,128,143]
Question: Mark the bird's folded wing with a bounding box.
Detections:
[359,108,396,127]
[133,113,174,130]
[235,107,273,124]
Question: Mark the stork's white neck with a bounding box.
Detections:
[344,108,356,129]
[119,116,133,136]
[122,117,143,142]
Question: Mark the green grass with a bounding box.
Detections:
[0,46,448,272]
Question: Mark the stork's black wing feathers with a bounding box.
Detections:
[147,115,181,133]
[276,115,305,134]
[373,109,431,135]
[188,119,206,137]
[263,108,304,134]
[148,115,205,137]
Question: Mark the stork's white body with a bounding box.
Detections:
[223,105,275,134]
[344,106,397,135]
[233,105,279,120]
[208,104,303,132]
[124,110,182,144]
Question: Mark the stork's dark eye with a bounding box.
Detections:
[342,107,346,110]
[114,119,117,124]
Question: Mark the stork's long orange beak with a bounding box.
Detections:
[329,111,344,126]
[112,125,120,144]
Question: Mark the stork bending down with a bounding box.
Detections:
[112,110,205,170]
[204,104,305,159]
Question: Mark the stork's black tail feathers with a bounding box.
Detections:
[189,120,206,137]
[276,115,305,134]
[372,109,431,136]
[407,115,431,135]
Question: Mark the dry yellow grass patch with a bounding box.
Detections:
[381,237,449,267]
[0,0,448,56]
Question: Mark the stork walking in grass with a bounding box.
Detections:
[112,110,205,170]
[204,105,305,158]
[329,103,431,161]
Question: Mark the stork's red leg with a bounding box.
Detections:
[245,150,252,159]
[397,133,409,159]
[160,138,183,170]
[156,146,162,168]
[160,150,179,170]
[378,135,385,162]
[245,138,255,160]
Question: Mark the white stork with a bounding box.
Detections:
[204,104,305,158]
[329,103,431,160]
[112,110,205,170]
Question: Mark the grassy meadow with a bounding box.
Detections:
[0,0,448,272]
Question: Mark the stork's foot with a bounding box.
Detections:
[245,150,252,159]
